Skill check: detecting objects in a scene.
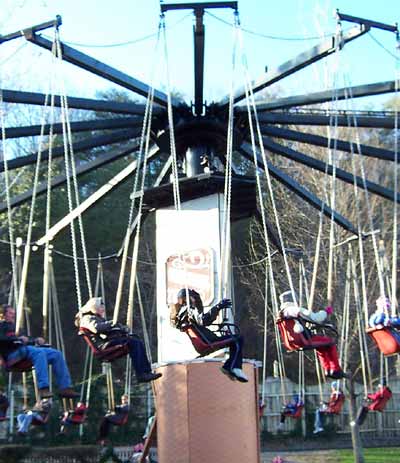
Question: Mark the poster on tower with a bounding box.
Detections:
[156,193,230,363]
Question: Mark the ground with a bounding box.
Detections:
[261,448,400,463]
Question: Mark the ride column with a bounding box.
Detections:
[154,145,260,463]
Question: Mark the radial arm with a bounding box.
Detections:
[239,142,357,234]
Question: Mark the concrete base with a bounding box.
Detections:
[154,359,260,463]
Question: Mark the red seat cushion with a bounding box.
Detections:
[78,330,129,362]
[367,327,400,356]
[284,404,303,419]
[326,394,345,414]
[276,318,334,352]
[183,326,236,357]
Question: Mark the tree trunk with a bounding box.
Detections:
[348,378,365,463]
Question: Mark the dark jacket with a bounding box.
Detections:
[0,321,23,358]
[174,303,221,343]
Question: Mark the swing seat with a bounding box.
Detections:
[368,388,392,412]
[0,353,33,373]
[32,413,50,426]
[108,412,129,426]
[78,329,129,362]
[182,323,240,357]
[366,327,400,356]
[284,404,303,419]
[64,410,88,425]
[276,317,336,352]
[326,393,345,415]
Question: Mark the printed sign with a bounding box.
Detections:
[166,248,214,307]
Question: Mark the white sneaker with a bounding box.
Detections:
[220,366,236,381]
[232,368,249,383]
[313,427,324,434]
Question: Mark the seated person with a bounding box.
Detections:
[369,296,400,335]
[279,291,346,380]
[60,401,88,433]
[0,390,9,419]
[98,394,130,444]
[76,298,161,383]
[352,381,392,427]
[313,381,345,433]
[277,394,303,431]
[171,288,247,382]
[0,305,79,399]
[16,399,52,435]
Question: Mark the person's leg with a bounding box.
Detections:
[19,413,34,433]
[230,336,243,370]
[25,347,49,389]
[355,405,369,426]
[326,345,341,372]
[127,338,151,377]
[17,414,25,432]
[98,417,111,439]
[44,348,72,389]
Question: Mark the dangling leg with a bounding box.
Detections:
[127,338,162,383]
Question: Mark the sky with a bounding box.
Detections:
[0,0,399,110]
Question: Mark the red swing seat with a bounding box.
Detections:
[326,393,345,415]
[368,387,392,412]
[32,413,50,426]
[283,404,304,419]
[276,317,337,353]
[182,323,240,357]
[0,354,33,373]
[63,408,88,425]
[108,412,129,426]
[366,327,400,356]
[78,329,129,362]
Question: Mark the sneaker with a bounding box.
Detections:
[39,388,53,399]
[137,372,162,383]
[220,366,236,381]
[313,427,324,434]
[231,368,249,383]
[58,388,80,399]
[276,423,284,432]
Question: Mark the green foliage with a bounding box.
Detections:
[336,447,400,463]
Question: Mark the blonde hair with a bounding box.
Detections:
[80,297,104,314]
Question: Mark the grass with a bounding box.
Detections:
[336,447,400,463]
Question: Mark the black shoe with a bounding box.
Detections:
[220,366,236,381]
[328,370,348,380]
[137,372,162,383]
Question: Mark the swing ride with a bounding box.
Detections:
[0,1,399,461]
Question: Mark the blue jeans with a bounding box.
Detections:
[17,411,42,433]
[314,408,324,430]
[8,346,72,390]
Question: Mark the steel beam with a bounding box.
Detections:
[35,145,163,245]
[0,89,157,116]
[0,16,61,44]
[3,116,143,139]
[219,25,369,109]
[256,112,400,129]
[242,81,397,112]
[26,34,175,108]
[260,125,397,162]
[193,8,205,116]
[161,2,237,12]
[336,11,398,33]
[260,136,400,203]
[239,142,357,234]
[0,129,140,173]
[0,140,143,214]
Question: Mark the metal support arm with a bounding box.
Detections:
[26,34,176,108]
[260,136,400,203]
[0,16,62,44]
[260,125,397,162]
[239,142,357,234]
[218,25,369,109]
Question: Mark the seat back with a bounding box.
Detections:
[112,412,129,427]
[369,388,392,412]
[276,318,310,351]
[78,329,128,362]
[327,393,345,415]
[367,327,400,356]
[183,325,237,357]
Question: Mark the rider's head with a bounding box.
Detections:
[177,288,203,311]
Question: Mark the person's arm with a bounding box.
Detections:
[0,322,19,343]
[201,299,232,326]
[79,315,113,334]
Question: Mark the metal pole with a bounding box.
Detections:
[348,379,365,463]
